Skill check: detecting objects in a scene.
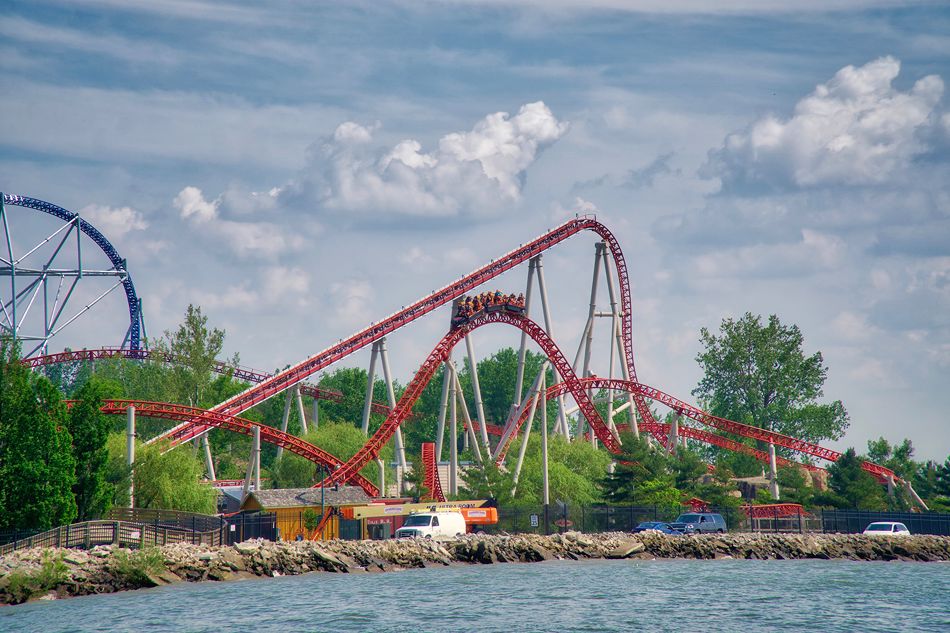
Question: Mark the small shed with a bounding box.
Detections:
[240,486,373,541]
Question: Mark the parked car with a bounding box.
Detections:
[863,521,911,536]
[670,512,727,534]
[394,511,467,541]
[633,521,682,535]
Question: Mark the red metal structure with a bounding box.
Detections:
[150,216,659,447]
[96,399,379,496]
[420,442,446,502]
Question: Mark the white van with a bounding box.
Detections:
[394,511,467,541]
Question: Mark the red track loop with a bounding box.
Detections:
[97,399,378,496]
[322,311,619,488]
[151,217,658,446]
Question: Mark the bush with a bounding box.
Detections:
[2,549,69,604]
[110,548,166,586]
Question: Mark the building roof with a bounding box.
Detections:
[241,486,372,510]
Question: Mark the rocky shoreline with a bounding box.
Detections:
[2,531,949,605]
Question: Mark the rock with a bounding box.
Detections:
[606,540,645,559]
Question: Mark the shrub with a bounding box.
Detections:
[2,549,69,604]
[110,548,166,586]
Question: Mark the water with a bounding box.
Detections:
[2,558,948,632]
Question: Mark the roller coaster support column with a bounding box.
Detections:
[242,425,261,501]
[126,405,135,508]
[541,371,550,507]
[379,338,407,494]
[512,361,548,497]
[465,333,491,453]
[449,363,458,496]
[577,243,603,447]
[513,257,538,412]
[768,441,780,500]
[669,414,679,455]
[449,363,483,465]
[202,435,216,482]
[275,388,295,461]
[361,341,380,435]
[296,387,308,434]
[534,255,570,437]
[311,397,319,431]
[435,352,451,461]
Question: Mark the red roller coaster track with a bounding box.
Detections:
[151,216,659,447]
[21,347,400,418]
[421,442,446,502]
[96,399,379,496]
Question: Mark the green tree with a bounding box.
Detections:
[601,433,680,508]
[693,313,849,474]
[67,378,118,520]
[0,337,77,529]
[269,453,318,488]
[815,448,887,510]
[132,442,217,513]
[156,304,237,407]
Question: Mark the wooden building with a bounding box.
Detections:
[239,486,409,541]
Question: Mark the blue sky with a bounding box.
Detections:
[2,1,949,461]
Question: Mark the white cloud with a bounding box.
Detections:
[327,279,374,328]
[288,101,568,218]
[175,186,217,222]
[173,186,304,260]
[78,203,147,238]
[703,57,944,190]
[692,229,844,279]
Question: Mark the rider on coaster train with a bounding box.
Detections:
[451,291,525,328]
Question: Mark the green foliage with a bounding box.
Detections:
[132,442,217,513]
[269,453,317,488]
[815,448,887,510]
[602,434,680,508]
[300,421,393,487]
[104,433,132,508]
[110,548,166,586]
[302,508,323,531]
[460,462,516,506]
[0,337,77,530]
[693,313,849,474]
[67,378,116,520]
[775,466,816,506]
[2,550,69,604]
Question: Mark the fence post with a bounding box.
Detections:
[85,524,91,549]
[113,522,120,545]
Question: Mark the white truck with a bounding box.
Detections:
[394,511,467,541]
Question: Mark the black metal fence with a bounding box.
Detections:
[820,510,950,536]
[223,512,278,545]
[484,504,746,535]
[105,507,225,533]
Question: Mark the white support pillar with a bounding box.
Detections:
[202,434,216,482]
[613,318,639,439]
[465,333,492,453]
[361,341,380,435]
[493,362,548,463]
[379,338,407,495]
[377,458,386,497]
[450,364,483,465]
[449,370,458,496]
[768,442,780,500]
[435,354,451,461]
[253,425,261,493]
[275,388,294,461]
[541,372,550,506]
[535,255,570,437]
[295,387,308,435]
[669,414,679,455]
[511,384,541,497]
[242,425,261,501]
[513,257,538,407]
[127,405,136,508]
[601,243,619,438]
[579,244,603,446]
[311,397,319,430]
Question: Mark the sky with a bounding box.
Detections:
[2,0,949,461]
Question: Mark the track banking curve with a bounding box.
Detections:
[156,216,658,446]
[96,399,378,496]
[321,311,620,488]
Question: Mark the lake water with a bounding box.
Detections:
[2,558,948,632]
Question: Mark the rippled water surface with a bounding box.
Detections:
[3,558,949,632]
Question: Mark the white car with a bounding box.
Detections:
[862,521,911,536]
[394,511,467,541]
